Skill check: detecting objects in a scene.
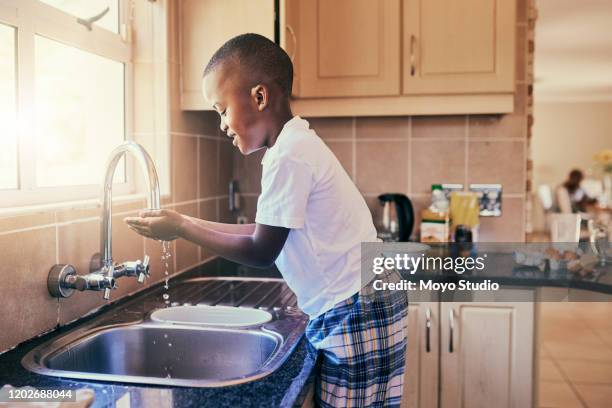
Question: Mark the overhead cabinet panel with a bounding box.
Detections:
[403,0,516,94]
[295,0,401,98]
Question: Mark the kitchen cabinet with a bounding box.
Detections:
[402,302,439,408]
[403,0,516,95]
[401,292,534,408]
[286,0,400,98]
[439,301,534,408]
[179,0,275,110]
[283,0,516,116]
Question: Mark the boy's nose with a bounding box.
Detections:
[220,121,228,134]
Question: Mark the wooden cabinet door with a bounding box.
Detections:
[401,301,439,408]
[289,0,400,98]
[403,0,516,95]
[180,0,275,109]
[440,301,534,408]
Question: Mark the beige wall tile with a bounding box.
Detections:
[199,199,217,261]
[556,359,612,384]
[175,202,199,272]
[325,141,353,178]
[218,198,236,224]
[239,196,259,223]
[0,212,55,234]
[538,359,565,382]
[232,149,264,194]
[467,140,525,194]
[199,138,219,198]
[478,197,525,242]
[307,117,353,139]
[574,384,612,408]
[410,140,466,194]
[468,114,527,139]
[355,141,409,194]
[0,228,58,353]
[356,117,409,139]
[538,381,582,408]
[57,220,106,325]
[412,115,466,138]
[172,134,198,202]
[219,140,234,195]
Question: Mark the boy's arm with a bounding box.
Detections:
[183,215,256,235]
[179,219,288,268]
[125,210,288,268]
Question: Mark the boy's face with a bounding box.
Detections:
[202,65,268,155]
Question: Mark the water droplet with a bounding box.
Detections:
[167,343,172,347]
[162,293,169,300]
[164,334,168,339]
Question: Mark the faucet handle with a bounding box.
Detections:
[137,255,151,283]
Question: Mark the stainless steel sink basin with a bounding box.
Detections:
[22,278,307,387]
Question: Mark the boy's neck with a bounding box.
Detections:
[265,105,294,149]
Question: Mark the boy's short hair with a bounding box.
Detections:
[203,33,293,97]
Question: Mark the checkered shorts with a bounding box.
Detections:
[305,272,408,408]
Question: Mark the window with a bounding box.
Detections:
[0,0,132,208]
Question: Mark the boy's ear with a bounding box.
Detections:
[250,84,268,111]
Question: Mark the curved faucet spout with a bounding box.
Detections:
[101,142,161,270]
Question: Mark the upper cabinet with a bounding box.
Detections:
[289,0,400,98]
[179,0,275,110]
[402,0,515,95]
[180,0,517,115]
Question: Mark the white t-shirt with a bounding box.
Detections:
[255,116,377,318]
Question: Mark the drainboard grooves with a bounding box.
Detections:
[208,281,247,306]
[258,284,291,309]
[233,282,266,307]
[252,282,283,308]
[198,280,233,306]
[279,288,295,308]
[175,281,212,304]
[183,281,218,304]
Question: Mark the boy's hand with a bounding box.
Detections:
[124,209,185,241]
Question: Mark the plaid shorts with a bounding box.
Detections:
[305,271,408,408]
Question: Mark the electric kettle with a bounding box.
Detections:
[376,193,415,242]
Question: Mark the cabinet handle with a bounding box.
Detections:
[410,35,417,76]
[425,307,431,353]
[449,308,455,353]
[286,24,297,63]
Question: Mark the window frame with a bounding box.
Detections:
[0,0,135,208]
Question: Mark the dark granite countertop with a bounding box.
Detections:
[389,245,612,299]
[0,259,317,408]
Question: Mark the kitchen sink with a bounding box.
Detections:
[22,278,308,387]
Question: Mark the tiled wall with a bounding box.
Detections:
[234,0,533,244]
[0,0,230,353]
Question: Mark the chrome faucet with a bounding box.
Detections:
[48,142,161,300]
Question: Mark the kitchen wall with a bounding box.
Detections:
[234,0,534,243]
[0,0,229,353]
[530,101,612,231]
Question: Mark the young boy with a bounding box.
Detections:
[126,33,408,407]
